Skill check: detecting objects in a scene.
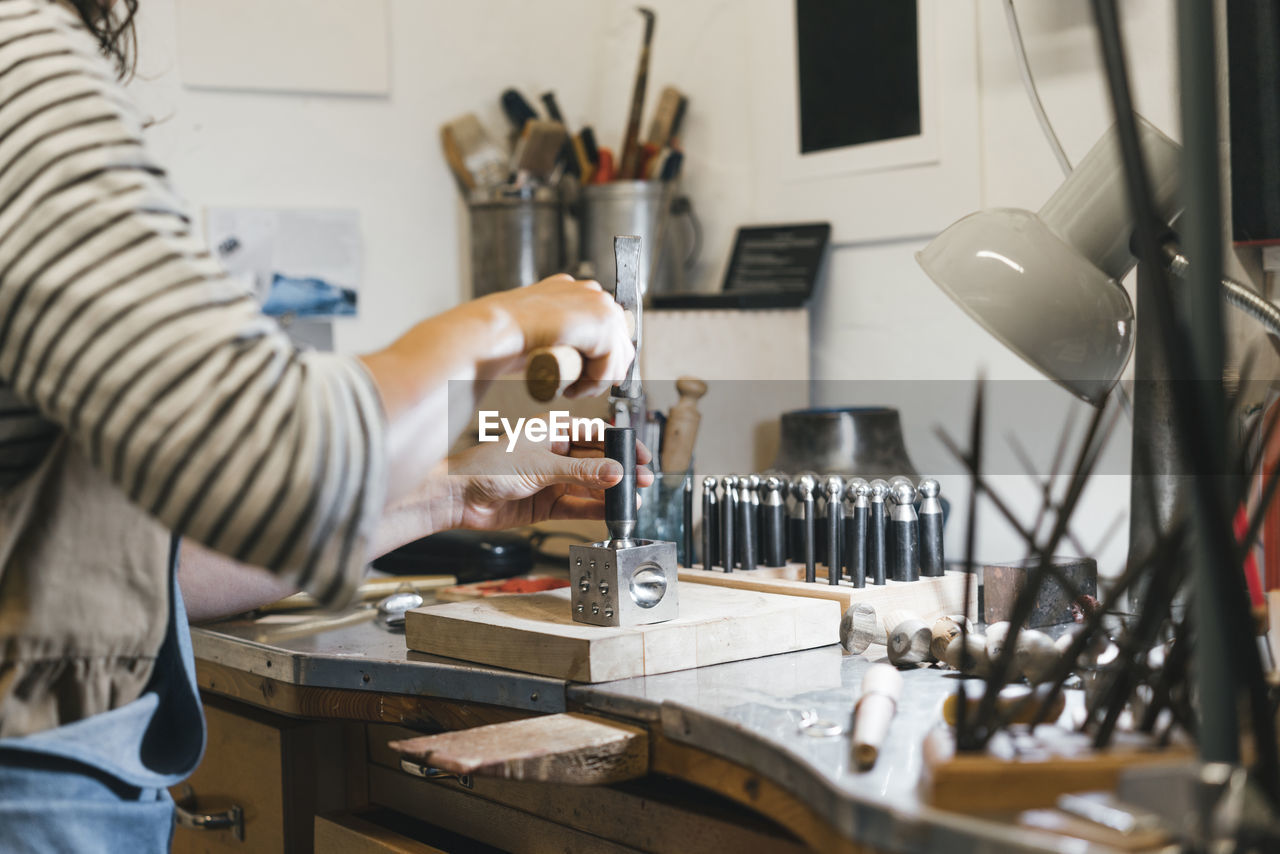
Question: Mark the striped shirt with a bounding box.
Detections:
[0,1,387,604]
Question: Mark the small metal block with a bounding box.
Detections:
[568,539,679,627]
[983,556,1098,628]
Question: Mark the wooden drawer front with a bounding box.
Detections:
[170,699,349,853]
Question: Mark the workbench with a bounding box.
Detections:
[179,609,1127,853]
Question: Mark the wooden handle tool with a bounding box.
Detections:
[851,662,903,770]
[659,376,706,473]
[930,615,969,662]
[526,345,583,402]
[618,8,656,179]
[886,610,933,666]
[840,603,879,655]
[525,238,642,402]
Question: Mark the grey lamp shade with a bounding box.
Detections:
[916,208,1133,406]
[916,116,1181,408]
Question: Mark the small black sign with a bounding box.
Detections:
[723,223,831,295]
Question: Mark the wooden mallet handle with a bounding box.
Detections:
[659,376,707,473]
[852,662,903,771]
[526,345,583,402]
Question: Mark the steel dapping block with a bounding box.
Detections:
[701,476,718,569]
[843,478,868,588]
[569,539,679,627]
[917,478,945,576]
[760,475,787,567]
[737,476,757,571]
[867,480,888,585]
[824,476,843,584]
[983,556,1098,628]
[720,475,737,573]
[604,427,637,543]
[797,474,817,583]
[887,481,919,583]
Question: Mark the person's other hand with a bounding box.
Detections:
[446,431,653,531]
[481,274,633,398]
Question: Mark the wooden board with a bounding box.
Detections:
[366,749,812,854]
[920,727,1193,813]
[404,585,839,682]
[680,565,975,638]
[387,713,648,785]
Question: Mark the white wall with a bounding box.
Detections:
[127,0,1188,575]
[807,0,1179,578]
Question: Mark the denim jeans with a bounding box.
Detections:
[0,539,205,852]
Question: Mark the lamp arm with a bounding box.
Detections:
[1163,242,1280,340]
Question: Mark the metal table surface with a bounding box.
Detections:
[192,616,1131,854]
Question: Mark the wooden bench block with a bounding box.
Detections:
[387,713,647,785]
[404,585,838,682]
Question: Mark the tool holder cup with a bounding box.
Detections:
[467,185,565,298]
[579,180,698,296]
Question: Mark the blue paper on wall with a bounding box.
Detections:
[207,208,362,319]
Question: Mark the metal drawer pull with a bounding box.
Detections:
[174,784,245,841]
[399,758,473,789]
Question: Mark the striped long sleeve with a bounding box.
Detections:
[0,1,387,603]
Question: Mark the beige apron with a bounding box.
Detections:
[0,437,171,738]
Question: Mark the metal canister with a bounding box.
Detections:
[468,186,564,298]
[580,180,673,294]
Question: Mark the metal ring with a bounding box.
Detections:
[798,711,844,738]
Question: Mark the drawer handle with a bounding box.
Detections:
[399,758,474,790]
[174,784,245,841]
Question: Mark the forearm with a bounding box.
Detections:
[358,298,524,504]
[181,468,459,621]
[179,541,301,622]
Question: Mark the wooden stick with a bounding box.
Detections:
[851,663,903,770]
[660,376,707,473]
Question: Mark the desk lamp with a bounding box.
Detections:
[917,117,1280,591]
[917,116,1180,406]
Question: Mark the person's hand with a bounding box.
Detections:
[445,431,653,531]
[480,274,633,398]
